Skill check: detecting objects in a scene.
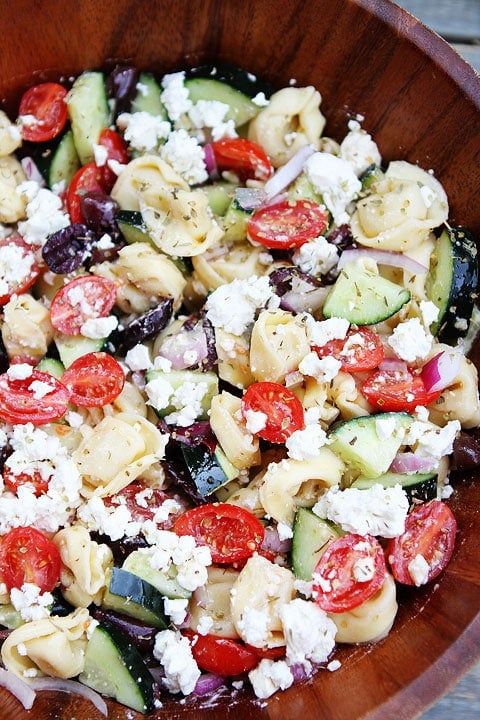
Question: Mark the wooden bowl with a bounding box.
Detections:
[0,0,479,718]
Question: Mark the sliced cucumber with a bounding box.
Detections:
[48,130,80,188]
[66,71,110,164]
[145,368,218,418]
[184,78,259,127]
[360,164,384,192]
[0,604,23,629]
[102,568,168,629]
[186,63,273,100]
[222,199,252,242]
[131,72,168,119]
[292,508,341,582]
[323,261,411,325]
[329,413,411,478]
[54,334,105,368]
[37,357,65,380]
[352,472,437,503]
[202,183,238,216]
[425,227,478,343]
[288,172,323,203]
[181,442,240,498]
[123,550,191,600]
[79,622,155,714]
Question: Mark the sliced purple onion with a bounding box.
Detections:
[0,668,35,710]
[421,350,462,393]
[159,324,208,370]
[390,452,436,474]
[42,224,96,274]
[21,157,45,186]
[29,678,107,716]
[234,187,266,211]
[107,65,139,117]
[202,316,218,371]
[262,525,292,554]
[338,248,428,274]
[203,144,218,179]
[264,145,316,198]
[194,674,225,696]
[111,298,174,354]
[81,191,121,241]
[289,663,314,683]
[379,358,409,373]
[281,286,330,314]
[91,608,157,652]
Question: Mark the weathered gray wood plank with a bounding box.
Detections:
[452,42,480,71]
[400,0,480,41]
[422,662,480,719]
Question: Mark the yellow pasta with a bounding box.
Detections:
[250,310,309,384]
[2,293,53,360]
[209,392,260,469]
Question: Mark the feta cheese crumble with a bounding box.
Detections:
[277,521,294,541]
[188,100,237,142]
[292,236,339,276]
[77,496,142,541]
[196,615,214,635]
[161,129,208,185]
[0,243,35,298]
[10,582,53,622]
[164,381,208,427]
[153,629,200,695]
[164,598,189,625]
[138,529,211,592]
[252,92,270,107]
[279,598,337,670]
[299,352,342,382]
[387,318,432,363]
[244,409,267,434]
[305,152,361,225]
[17,183,69,246]
[375,415,397,441]
[352,556,376,582]
[303,315,349,347]
[248,659,293,699]
[237,607,269,647]
[403,419,460,467]
[117,111,170,153]
[206,276,275,336]
[419,300,440,329]
[408,554,430,586]
[125,344,153,371]
[7,363,33,380]
[160,72,193,122]
[81,315,118,339]
[340,122,381,176]
[285,423,328,460]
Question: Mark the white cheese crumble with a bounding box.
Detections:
[139,528,211,592]
[0,243,35,298]
[244,409,267,434]
[403,419,460,467]
[305,152,361,225]
[153,629,200,695]
[285,423,328,461]
[279,598,337,670]
[96,233,115,250]
[125,344,153,371]
[65,410,83,428]
[248,659,293,699]
[160,129,208,185]
[164,597,189,625]
[387,318,432,362]
[153,499,182,524]
[302,314,349,347]
[28,379,55,400]
[160,72,193,122]
[375,415,397,441]
[81,315,118,339]
[164,381,208,427]
[92,143,109,166]
[237,606,269,647]
[327,659,342,672]
[299,352,342,382]
[352,556,376,582]
[77,496,142,541]
[196,615,214,635]
[7,363,33,380]
[408,553,430,586]
[313,484,409,538]
[17,183,70,246]
[188,100,237,142]
[252,92,270,107]
[10,582,53,622]
[419,300,440,329]
[145,376,174,410]
[153,356,173,372]
[277,521,294,541]
[117,111,170,153]
[292,236,339,276]
[206,275,275,336]
[339,123,381,176]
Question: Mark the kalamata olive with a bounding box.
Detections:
[162,447,207,506]
[269,266,320,296]
[80,191,121,241]
[107,65,139,117]
[110,298,174,354]
[50,589,75,617]
[42,224,96,273]
[328,224,356,252]
[172,421,216,452]
[91,609,157,652]
[0,335,9,375]
[451,431,480,472]
[91,531,148,565]
[202,316,218,370]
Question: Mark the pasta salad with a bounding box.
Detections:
[0,62,477,715]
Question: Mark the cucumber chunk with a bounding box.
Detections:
[67,71,110,164]
[292,508,341,581]
[360,164,384,192]
[54,334,105,368]
[181,443,240,497]
[131,72,168,119]
[123,550,191,600]
[329,413,411,478]
[145,368,218,418]
[0,604,24,629]
[323,261,410,325]
[102,568,168,629]
[186,64,273,100]
[36,357,65,380]
[222,199,252,242]
[184,78,259,127]
[79,622,155,714]
[352,471,437,503]
[202,183,238,216]
[48,130,80,188]
[288,172,323,203]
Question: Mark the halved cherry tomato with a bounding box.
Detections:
[0,234,40,306]
[245,644,286,660]
[247,200,328,249]
[67,162,106,223]
[0,369,69,425]
[18,82,68,142]
[61,352,125,407]
[97,129,129,191]
[211,138,273,182]
[242,381,304,444]
[387,500,457,586]
[184,631,259,676]
[314,327,384,373]
[361,367,441,412]
[0,526,61,591]
[3,468,50,497]
[104,482,185,528]
[313,533,386,613]
[174,503,264,564]
[50,275,117,335]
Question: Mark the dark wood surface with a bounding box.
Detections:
[0,0,479,718]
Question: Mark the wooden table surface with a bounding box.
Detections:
[396,3,480,717]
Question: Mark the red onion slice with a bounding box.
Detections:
[390,452,436,474]
[338,248,428,275]
[159,326,209,370]
[30,678,108,716]
[203,144,218,179]
[281,286,330,314]
[285,370,304,388]
[193,673,225,696]
[264,145,316,198]
[235,187,266,211]
[0,669,35,710]
[262,525,292,554]
[20,157,46,186]
[421,350,462,393]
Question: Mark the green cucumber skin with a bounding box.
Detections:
[102,568,168,629]
[123,550,191,600]
[48,130,80,188]
[54,334,105,368]
[132,72,168,120]
[184,78,259,127]
[67,71,110,164]
[291,508,340,582]
[181,443,233,497]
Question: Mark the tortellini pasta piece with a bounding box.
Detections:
[328,371,372,420]
[53,526,113,607]
[75,380,149,428]
[111,154,188,210]
[250,310,310,384]
[225,469,267,518]
[215,328,255,390]
[259,450,345,525]
[302,378,340,427]
[209,392,260,470]
[189,567,240,639]
[0,155,26,222]
[428,352,480,429]
[0,112,21,157]
[248,87,326,167]
[2,293,53,360]
[74,413,167,497]
[192,242,268,292]
[331,573,398,643]
[2,608,90,679]
[351,161,448,252]
[231,555,295,648]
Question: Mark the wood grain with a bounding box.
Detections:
[0,1,478,719]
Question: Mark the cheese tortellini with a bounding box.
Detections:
[2,608,90,679]
[331,574,398,643]
[231,555,295,648]
[428,352,480,429]
[351,161,448,251]
[2,293,53,360]
[248,87,326,167]
[250,310,310,384]
[0,155,26,223]
[0,112,21,157]
[216,328,255,390]
[192,242,269,292]
[209,392,260,469]
[74,413,167,497]
[328,372,372,421]
[53,526,113,607]
[189,567,240,639]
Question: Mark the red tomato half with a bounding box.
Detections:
[313,533,386,613]
[0,369,69,425]
[3,468,50,497]
[50,275,117,336]
[361,368,441,412]
[314,327,384,373]
[387,501,457,586]
[0,234,40,306]
[61,352,125,407]
[174,503,264,564]
[242,381,304,444]
[248,200,328,249]
[104,482,185,528]
[211,138,273,182]
[67,162,107,223]
[97,129,129,191]
[245,644,286,660]
[184,631,259,676]
[0,526,61,592]
[19,82,68,142]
